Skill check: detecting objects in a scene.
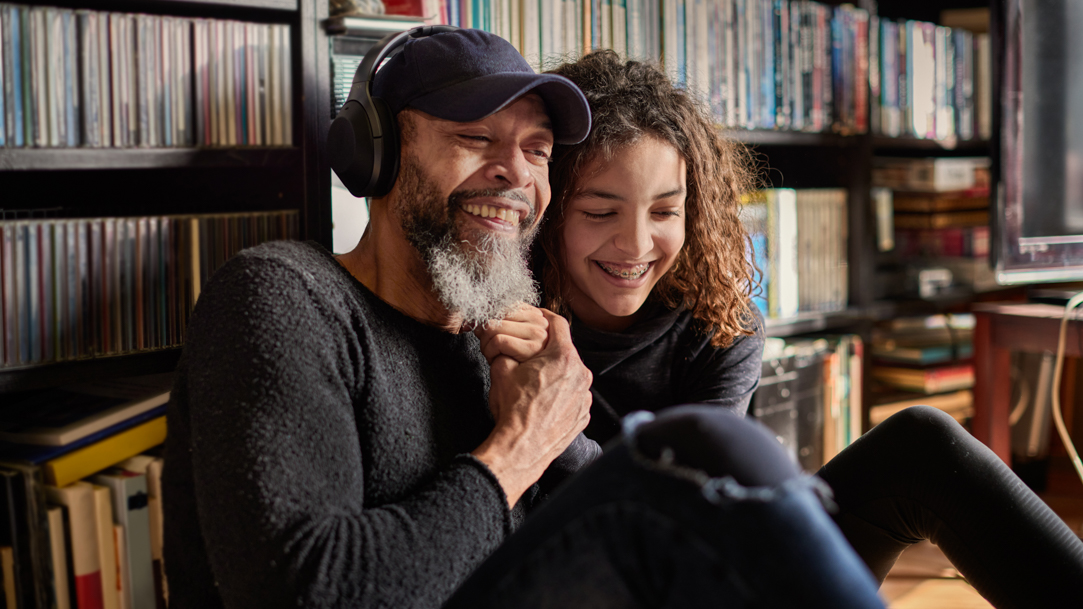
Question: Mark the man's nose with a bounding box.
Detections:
[484,143,534,190]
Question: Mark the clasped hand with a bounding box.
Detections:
[470,305,592,507]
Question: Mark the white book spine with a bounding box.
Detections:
[46,8,63,147]
[97,11,111,147]
[522,0,540,70]
[279,24,292,147]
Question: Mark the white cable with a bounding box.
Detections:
[1051,291,1083,486]
[1008,367,1030,426]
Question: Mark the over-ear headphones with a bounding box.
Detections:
[327,25,459,198]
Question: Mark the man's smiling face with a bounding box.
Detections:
[391,94,555,325]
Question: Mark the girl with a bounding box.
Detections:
[478,50,1083,608]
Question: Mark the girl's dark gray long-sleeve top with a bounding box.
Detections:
[162,241,589,609]
[570,302,765,444]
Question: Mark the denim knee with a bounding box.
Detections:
[625,406,802,488]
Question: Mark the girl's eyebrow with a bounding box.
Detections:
[577,188,623,201]
[577,186,686,201]
[654,187,685,200]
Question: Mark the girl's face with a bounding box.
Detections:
[561,136,687,331]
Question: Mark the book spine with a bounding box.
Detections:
[93,473,154,609]
[47,506,72,609]
[45,482,104,609]
[92,485,120,609]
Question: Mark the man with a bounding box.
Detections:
[163,29,885,609]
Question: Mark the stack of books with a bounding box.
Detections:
[872,156,995,294]
[0,374,172,609]
[741,187,849,320]
[869,313,976,426]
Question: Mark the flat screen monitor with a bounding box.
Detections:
[996,0,1083,283]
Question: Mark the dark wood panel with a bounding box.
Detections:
[2,165,304,217]
[872,136,992,154]
[0,148,300,171]
[764,309,867,338]
[0,349,182,394]
[723,130,856,148]
[18,0,299,20]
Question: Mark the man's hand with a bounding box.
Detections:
[473,304,549,364]
[472,310,592,507]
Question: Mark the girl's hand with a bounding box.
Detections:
[474,304,550,364]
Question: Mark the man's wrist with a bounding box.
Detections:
[472,439,530,508]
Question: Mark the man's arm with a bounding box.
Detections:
[178,250,513,609]
[471,310,594,506]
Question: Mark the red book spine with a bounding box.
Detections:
[75,571,105,609]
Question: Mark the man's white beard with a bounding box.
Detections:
[395,156,540,326]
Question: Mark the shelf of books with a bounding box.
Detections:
[0,374,173,609]
[869,313,976,428]
[0,0,323,604]
[0,5,295,151]
[754,334,864,473]
[0,211,300,385]
[367,0,991,149]
[871,155,996,300]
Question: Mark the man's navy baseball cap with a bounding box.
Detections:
[372,29,591,145]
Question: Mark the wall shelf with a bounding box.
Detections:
[0,349,183,394]
[764,309,867,338]
[0,148,302,171]
[872,136,991,152]
[723,129,856,147]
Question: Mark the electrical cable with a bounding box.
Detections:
[1050,291,1083,486]
[1008,366,1030,426]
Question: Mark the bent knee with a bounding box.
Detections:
[633,405,800,487]
[869,405,993,466]
[877,405,964,440]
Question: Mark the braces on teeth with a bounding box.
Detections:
[600,262,648,279]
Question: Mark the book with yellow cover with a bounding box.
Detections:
[44,417,166,488]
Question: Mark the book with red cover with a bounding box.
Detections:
[45,481,104,609]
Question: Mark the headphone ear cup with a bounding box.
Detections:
[367,97,400,198]
[328,99,375,197]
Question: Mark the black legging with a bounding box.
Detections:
[818,405,1083,609]
[635,405,1083,609]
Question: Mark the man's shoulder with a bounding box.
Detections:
[232,239,331,273]
[211,240,346,291]
[195,240,366,317]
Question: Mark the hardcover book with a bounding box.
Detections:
[0,375,171,447]
[92,470,154,609]
[872,362,975,394]
[45,481,104,609]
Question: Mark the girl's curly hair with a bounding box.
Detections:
[539,50,760,347]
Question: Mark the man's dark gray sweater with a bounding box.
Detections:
[163,241,533,609]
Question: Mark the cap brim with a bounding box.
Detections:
[407,72,591,145]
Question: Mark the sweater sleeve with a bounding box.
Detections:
[182,253,512,609]
[679,313,766,417]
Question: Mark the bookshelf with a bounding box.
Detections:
[0,0,333,392]
[2,1,999,422]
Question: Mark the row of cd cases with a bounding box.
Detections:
[0,3,294,149]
